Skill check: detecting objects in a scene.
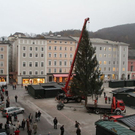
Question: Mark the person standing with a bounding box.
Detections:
[27,127,32,135]
[104,92,106,98]
[15,95,18,102]
[38,111,41,121]
[60,125,64,135]
[105,96,107,104]
[35,112,38,122]
[29,113,33,124]
[75,121,80,128]
[108,97,111,104]
[26,118,30,131]
[76,127,81,135]
[22,119,26,130]
[33,122,37,134]
[53,117,58,129]
[14,129,20,135]
[16,120,20,129]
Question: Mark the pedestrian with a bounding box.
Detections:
[53,117,58,129]
[14,128,20,135]
[104,92,106,98]
[37,111,41,121]
[33,122,37,134]
[16,120,20,129]
[12,84,14,90]
[108,97,111,104]
[15,95,18,102]
[26,118,30,131]
[1,95,4,101]
[15,85,16,90]
[60,125,64,135]
[6,123,10,135]
[8,114,12,124]
[35,112,38,122]
[0,123,3,129]
[105,96,107,104]
[76,127,81,135]
[22,119,26,130]
[27,127,32,135]
[47,132,51,135]
[75,121,80,128]
[29,113,33,124]
[2,88,5,94]
[96,95,98,103]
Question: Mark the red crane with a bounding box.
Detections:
[58,18,89,103]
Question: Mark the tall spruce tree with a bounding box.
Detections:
[70,27,103,106]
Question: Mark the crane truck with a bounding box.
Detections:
[86,97,126,115]
[56,18,89,103]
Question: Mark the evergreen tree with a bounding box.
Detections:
[70,27,103,106]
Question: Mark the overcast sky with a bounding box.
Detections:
[0,0,135,37]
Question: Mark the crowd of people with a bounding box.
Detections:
[0,84,83,135]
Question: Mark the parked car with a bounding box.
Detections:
[2,107,24,117]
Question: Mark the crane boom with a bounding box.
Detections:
[62,18,89,93]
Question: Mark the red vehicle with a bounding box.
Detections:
[57,18,89,103]
[109,115,123,122]
[86,97,126,115]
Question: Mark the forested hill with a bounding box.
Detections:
[53,23,135,48]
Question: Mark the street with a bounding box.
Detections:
[1,83,135,135]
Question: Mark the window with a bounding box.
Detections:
[123,62,125,65]
[49,41,51,43]
[64,61,67,66]
[100,47,102,50]
[104,47,106,51]
[41,71,43,75]
[54,69,56,73]
[60,54,62,58]
[54,46,57,50]
[104,61,107,65]
[59,61,62,66]
[65,54,67,58]
[29,71,32,75]
[41,54,44,57]
[29,53,32,57]
[35,62,38,67]
[0,69,3,74]
[70,54,72,58]
[35,53,38,57]
[131,62,133,64]
[41,47,44,51]
[60,46,62,50]
[23,47,25,50]
[60,41,62,43]
[109,47,111,51]
[41,62,44,67]
[0,47,4,51]
[30,47,32,51]
[104,67,106,71]
[29,62,32,67]
[123,68,125,71]
[0,54,3,59]
[65,47,67,50]
[65,42,67,43]
[35,47,38,51]
[70,47,72,51]
[109,61,111,64]
[49,68,51,73]
[99,54,102,57]
[54,53,57,57]
[113,61,115,64]
[70,61,72,65]
[113,67,115,71]
[49,61,51,66]
[23,71,26,75]
[113,48,116,51]
[108,54,111,57]
[104,54,106,57]
[99,67,101,71]
[59,68,62,73]
[54,61,57,66]
[131,66,133,71]
[0,62,3,66]
[54,41,57,43]
[70,42,72,44]
[35,71,38,75]
[49,46,51,50]
[49,53,51,57]
[109,67,111,71]
[23,53,26,57]
[99,61,102,64]
[23,62,26,67]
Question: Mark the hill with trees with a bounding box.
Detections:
[51,23,135,48]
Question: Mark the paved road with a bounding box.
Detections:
[1,83,135,135]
